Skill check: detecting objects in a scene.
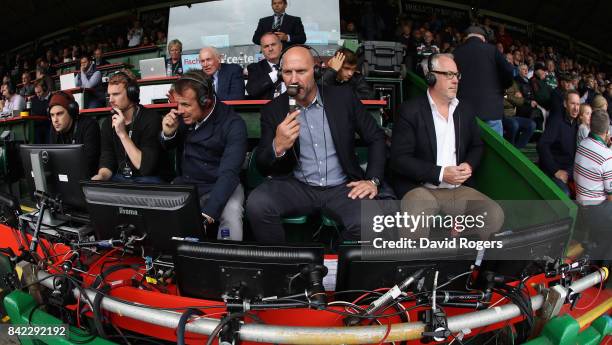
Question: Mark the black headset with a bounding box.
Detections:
[425,53,439,86]
[177,74,214,107]
[277,44,323,82]
[110,71,140,103]
[48,91,80,119]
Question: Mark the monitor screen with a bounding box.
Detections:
[174,241,325,301]
[19,144,87,210]
[81,181,204,257]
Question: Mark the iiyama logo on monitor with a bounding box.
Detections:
[118,207,138,216]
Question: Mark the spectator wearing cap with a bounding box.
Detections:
[48,91,101,177]
[550,73,574,120]
[453,25,514,136]
[530,62,553,125]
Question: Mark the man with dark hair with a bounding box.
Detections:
[161,70,247,240]
[48,91,100,177]
[246,46,386,242]
[537,90,580,195]
[1,82,25,117]
[252,0,306,48]
[92,70,170,183]
[31,81,51,115]
[19,72,35,97]
[321,48,373,100]
[246,32,284,100]
[93,48,110,67]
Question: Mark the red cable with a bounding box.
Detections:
[574,268,605,310]
[376,320,392,345]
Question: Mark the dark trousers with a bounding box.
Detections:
[503,116,536,149]
[246,177,362,242]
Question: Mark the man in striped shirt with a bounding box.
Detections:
[574,109,612,205]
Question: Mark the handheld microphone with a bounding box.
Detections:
[110,108,118,129]
[287,84,300,113]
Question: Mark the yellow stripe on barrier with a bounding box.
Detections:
[576,297,612,329]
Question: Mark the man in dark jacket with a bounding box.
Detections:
[199,47,245,101]
[321,48,374,100]
[537,90,580,196]
[48,91,100,177]
[252,0,306,49]
[162,71,247,240]
[246,46,386,242]
[246,32,284,100]
[453,26,514,136]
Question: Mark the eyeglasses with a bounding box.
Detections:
[431,70,462,80]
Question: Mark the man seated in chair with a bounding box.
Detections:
[391,53,504,240]
[246,45,386,243]
[161,70,247,240]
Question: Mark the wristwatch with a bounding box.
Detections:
[369,177,381,187]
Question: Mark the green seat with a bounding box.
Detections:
[313,214,342,247]
[247,151,308,226]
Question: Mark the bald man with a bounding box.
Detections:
[199,47,245,100]
[246,46,386,243]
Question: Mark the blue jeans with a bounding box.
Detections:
[503,117,536,148]
[486,120,503,136]
[111,174,164,184]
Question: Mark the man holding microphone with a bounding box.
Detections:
[161,70,247,240]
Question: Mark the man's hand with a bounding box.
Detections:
[274,31,289,41]
[91,168,112,181]
[457,162,472,175]
[111,108,127,138]
[327,52,346,71]
[162,109,180,137]
[554,169,569,184]
[273,109,300,156]
[443,165,472,185]
[347,180,378,199]
[530,100,538,108]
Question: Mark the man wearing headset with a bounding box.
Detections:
[48,91,101,177]
[391,53,504,240]
[161,70,247,240]
[246,45,386,243]
[92,71,170,183]
[1,82,25,117]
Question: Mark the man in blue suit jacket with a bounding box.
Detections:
[161,70,247,240]
[252,0,306,49]
[199,47,245,101]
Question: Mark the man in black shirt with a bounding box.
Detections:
[48,91,100,177]
[321,48,373,100]
[92,71,170,183]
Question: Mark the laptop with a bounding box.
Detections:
[59,73,77,90]
[139,57,167,79]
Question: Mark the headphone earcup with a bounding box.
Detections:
[127,84,140,103]
[426,72,437,86]
[313,64,322,80]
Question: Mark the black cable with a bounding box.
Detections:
[177,308,204,345]
[205,312,246,345]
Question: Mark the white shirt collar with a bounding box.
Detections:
[426,89,459,116]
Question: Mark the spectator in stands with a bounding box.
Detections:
[48,91,101,177]
[545,59,558,90]
[37,57,55,77]
[92,71,170,183]
[155,31,167,45]
[93,48,110,67]
[166,39,183,76]
[1,82,25,117]
[161,71,247,240]
[576,103,592,145]
[454,26,514,136]
[550,73,574,119]
[531,62,553,123]
[574,108,612,205]
[580,75,597,105]
[391,53,504,239]
[503,81,535,148]
[512,49,523,77]
[116,36,127,50]
[496,24,513,51]
[46,49,58,66]
[75,55,104,109]
[592,95,608,113]
[199,47,244,101]
[141,35,152,47]
[31,81,51,115]
[246,33,284,100]
[322,48,373,100]
[127,21,144,47]
[604,83,612,118]
[416,31,440,67]
[398,21,417,71]
[246,45,386,242]
[496,42,504,53]
[482,17,496,43]
[252,0,306,49]
[515,63,544,129]
[544,46,559,62]
[537,90,580,196]
[19,72,35,97]
[35,67,54,93]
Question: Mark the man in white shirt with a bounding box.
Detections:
[1,82,25,117]
[127,21,144,47]
[391,53,504,239]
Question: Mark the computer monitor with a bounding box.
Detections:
[19,144,88,211]
[81,181,204,257]
[174,241,325,301]
[336,245,477,293]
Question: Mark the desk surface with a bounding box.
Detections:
[0,115,48,123]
